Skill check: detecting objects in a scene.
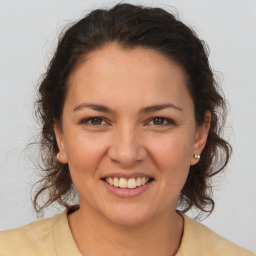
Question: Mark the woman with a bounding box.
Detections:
[0,3,254,256]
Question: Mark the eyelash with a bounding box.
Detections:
[80,116,176,127]
[80,117,108,126]
[147,117,176,126]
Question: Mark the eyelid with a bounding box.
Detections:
[79,116,176,127]
[146,117,176,126]
[79,116,109,126]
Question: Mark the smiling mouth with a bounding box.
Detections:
[102,177,154,189]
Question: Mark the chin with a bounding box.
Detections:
[102,204,153,227]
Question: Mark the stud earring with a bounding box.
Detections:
[57,153,63,158]
[193,153,200,159]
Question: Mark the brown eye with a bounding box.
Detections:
[148,117,175,126]
[80,117,106,126]
[152,117,165,125]
[90,117,103,125]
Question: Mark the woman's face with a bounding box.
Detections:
[55,43,208,226]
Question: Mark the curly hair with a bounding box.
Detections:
[33,3,231,216]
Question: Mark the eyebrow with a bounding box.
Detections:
[139,103,183,113]
[73,103,114,113]
[73,103,183,114]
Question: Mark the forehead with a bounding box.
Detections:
[70,43,187,84]
[66,43,192,111]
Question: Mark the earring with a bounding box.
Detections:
[193,153,200,159]
[57,153,63,158]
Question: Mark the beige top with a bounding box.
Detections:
[0,209,255,256]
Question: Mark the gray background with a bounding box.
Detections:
[0,0,255,252]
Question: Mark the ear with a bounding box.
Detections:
[190,111,211,166]
[54,124,68,164]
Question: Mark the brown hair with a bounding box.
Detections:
[33,3,231,216]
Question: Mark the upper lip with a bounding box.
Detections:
[101,172,154,179]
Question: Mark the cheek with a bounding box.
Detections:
[64,134,109,200]
[150,131,194,165]
[64,133,107,177]
[147,131,195,186]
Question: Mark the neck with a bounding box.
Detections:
[68,205,184,256]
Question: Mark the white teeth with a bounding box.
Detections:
[105,177,151,189]
[119,178,127,188]
[136,177,142,186]
[113,177,119,187]
[106,177,113,185]
[127,178,136,189]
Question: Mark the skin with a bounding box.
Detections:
[55,43,210,256]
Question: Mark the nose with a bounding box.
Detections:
[107,125,147,167]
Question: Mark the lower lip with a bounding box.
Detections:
[102,180,153,198]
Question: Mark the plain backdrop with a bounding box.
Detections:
[0,0,255,252]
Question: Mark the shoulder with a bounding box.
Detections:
[177,214,255,256]
[0,213,61,256]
